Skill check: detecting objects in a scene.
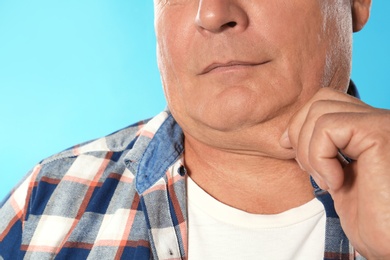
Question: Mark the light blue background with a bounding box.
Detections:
[1,1,389,200]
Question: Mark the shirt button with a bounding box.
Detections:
[177,165,187,176]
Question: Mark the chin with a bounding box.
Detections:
[194,107,260,131]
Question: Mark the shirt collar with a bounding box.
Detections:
[123,111,184,194]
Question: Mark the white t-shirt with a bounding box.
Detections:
[187,176,326,260]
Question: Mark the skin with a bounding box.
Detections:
[154,0,390,258]
[155,0,352,158]
[280,88,390,258]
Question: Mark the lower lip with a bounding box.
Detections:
[214,64,256,73]
[199,64,266,85]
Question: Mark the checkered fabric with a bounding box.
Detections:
[0,110,365,259]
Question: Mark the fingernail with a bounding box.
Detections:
[326,180,335,191]
[279,129,292,148]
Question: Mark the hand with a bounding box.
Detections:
[279,87,390,259]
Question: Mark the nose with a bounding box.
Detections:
[195,0,249,33]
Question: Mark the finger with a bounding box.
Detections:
[280,88,364,149]
[308,113,362,191]
[296,100,367,176]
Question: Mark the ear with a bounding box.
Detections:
[352,0,372,32]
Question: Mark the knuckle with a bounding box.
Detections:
[313,115,331,134]
[308,100,328,116]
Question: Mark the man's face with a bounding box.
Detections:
[154,0,354,149]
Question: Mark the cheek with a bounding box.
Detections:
[156,21,194,93]
[156,39,195,124]
[156,35,184,98]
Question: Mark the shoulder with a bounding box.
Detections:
[37,118,150,178]
[19,117,155,218]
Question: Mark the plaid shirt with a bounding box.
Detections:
[0,111,365,259]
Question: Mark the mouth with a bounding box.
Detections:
[199,60,270,75]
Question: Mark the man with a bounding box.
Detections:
[1,0,389,259]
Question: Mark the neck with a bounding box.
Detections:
[184,135,314,214]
